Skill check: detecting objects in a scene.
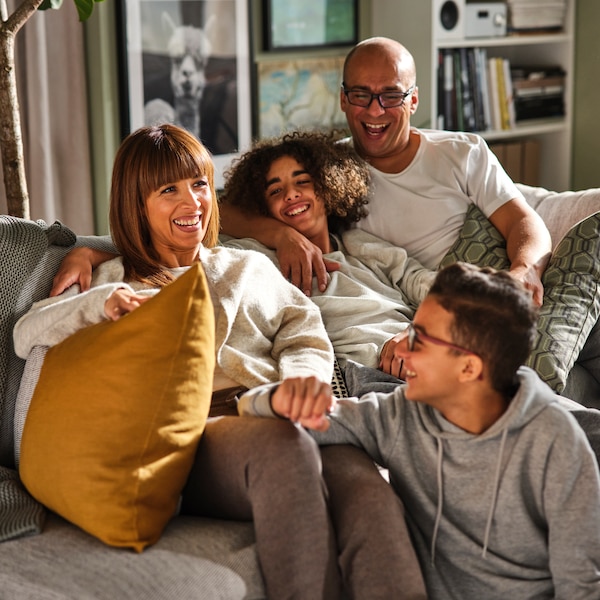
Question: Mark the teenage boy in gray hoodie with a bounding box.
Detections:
[239,262,600,600]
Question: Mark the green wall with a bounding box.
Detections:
[84,4,121,235]
[572,0,600,190]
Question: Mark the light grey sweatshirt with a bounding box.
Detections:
[239,367,600,599]
[221,227,436,369]
[14,245,334,388]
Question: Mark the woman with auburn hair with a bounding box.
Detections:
[108,123,221,285]
[14,124,339,600]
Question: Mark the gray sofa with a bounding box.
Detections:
[0,183,599,598]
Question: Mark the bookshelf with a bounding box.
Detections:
[370,1,575,191]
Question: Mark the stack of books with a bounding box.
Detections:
[511,65,566,121]
[437,48,566,133]
[506,0,568,33]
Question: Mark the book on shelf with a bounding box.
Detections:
[502,58,517,129]
[488,57,516,131]
[468,48,486,132]
[495,57,510,130]
[453,50,465,131]
[486,55,501,131]
[459,48,476,132]
[438,49,456,130]
[475,48,491,132]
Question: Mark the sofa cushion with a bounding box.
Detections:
[440,204,600,393]
[20,263,215,552]
[0,513,262,600]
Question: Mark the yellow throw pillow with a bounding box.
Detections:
[20,262,215,552]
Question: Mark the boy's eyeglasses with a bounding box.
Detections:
[404,323,478,356]
[342,85,415,109]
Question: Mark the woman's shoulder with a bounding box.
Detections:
[202,244,276,269]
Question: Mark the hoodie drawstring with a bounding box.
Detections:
[430,427,509,565]
[482,427,508,558]
[430,437,444,566]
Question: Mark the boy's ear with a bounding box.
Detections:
[459,355,484,383]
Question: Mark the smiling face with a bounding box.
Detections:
[341,41,418,170]
[264,156,329,248]
[395,296,474,408]
[144,175,212,267]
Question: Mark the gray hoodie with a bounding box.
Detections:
[239,367,600,599]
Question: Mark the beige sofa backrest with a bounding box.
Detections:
[517,183,600,249]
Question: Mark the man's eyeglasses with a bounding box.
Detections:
[403,323,477,356]
[342,85,415,109]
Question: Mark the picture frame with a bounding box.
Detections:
[118,0,252,188]
[257,56,348,138]
[263,0,358,51]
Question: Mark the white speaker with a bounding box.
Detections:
[433,0,466,41]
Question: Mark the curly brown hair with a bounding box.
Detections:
[220,131,370,233]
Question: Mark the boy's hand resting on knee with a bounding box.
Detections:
[271,377,335,431]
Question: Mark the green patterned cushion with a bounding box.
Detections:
[440,204,509,271]
[441,204,600,393]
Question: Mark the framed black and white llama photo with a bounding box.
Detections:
[118,0,252,188]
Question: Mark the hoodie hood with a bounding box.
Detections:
[416,367,560,563]
[419,367,558,442]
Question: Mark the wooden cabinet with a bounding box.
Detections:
[370,0,575,190]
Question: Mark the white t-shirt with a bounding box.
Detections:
[357,128,523,269]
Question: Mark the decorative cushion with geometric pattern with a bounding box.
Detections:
[440,204,600,393]
[440,204,509,271]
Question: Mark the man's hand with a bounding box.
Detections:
[275,228,339,296]
[50,247,118,296]
[271,377,335,431]
[379,334,406,379]
[104,288,150,321]
[489,199,551,308]
[508,264,544,307]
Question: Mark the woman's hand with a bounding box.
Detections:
[271,377,335,431]
[104,288,150,321]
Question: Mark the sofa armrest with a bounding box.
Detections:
[517,183,600,248]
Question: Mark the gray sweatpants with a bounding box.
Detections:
[181,416,425,600]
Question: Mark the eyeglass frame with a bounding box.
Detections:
[341,84,415,109]
[403,323,478,357]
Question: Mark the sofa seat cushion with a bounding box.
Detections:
[440,204,600,394]
[0,513,264,600]
[19,263,215,552]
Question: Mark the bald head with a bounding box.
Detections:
[343,37,416,86]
